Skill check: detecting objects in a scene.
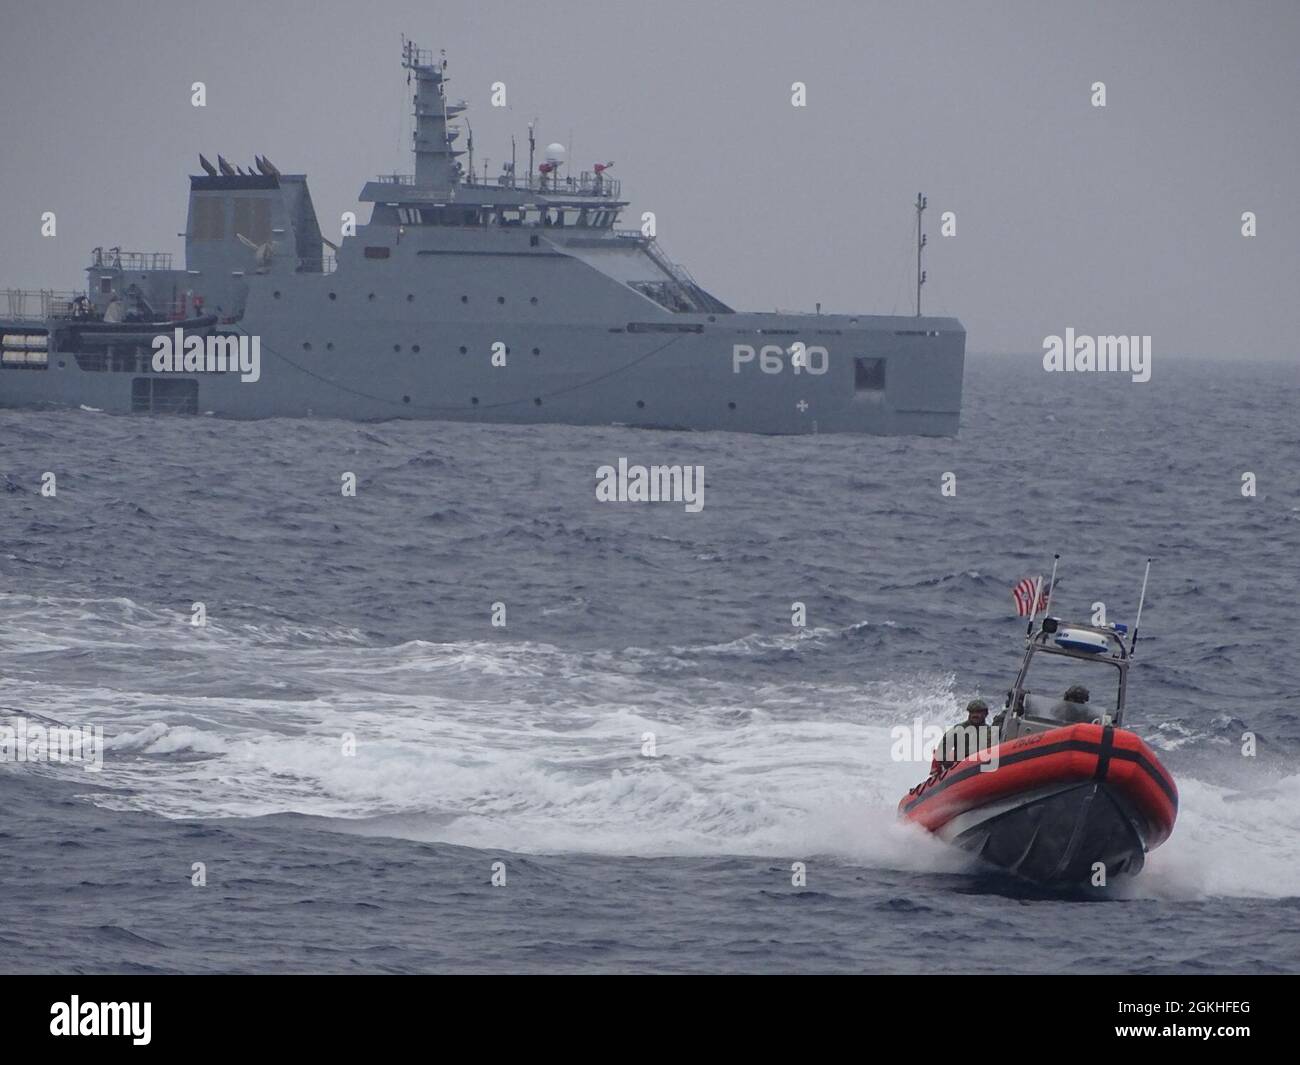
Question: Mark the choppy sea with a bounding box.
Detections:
[2,353,1298,973]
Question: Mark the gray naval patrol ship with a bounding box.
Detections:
[0,39,965,435]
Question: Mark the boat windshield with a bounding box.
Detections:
[1018,649,1121,722]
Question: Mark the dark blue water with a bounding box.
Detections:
[2,353,1298,973]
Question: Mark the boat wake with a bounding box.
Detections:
[2,593,1297,899]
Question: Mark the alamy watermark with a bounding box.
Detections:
[50,996,150,1045]
[0,716,104,772]
[1043,329,1151,383]
[891,718,1000,772]
[151,330,261,382]
[596,458,704,513]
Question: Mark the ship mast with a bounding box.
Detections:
[527,122,536,187]
[914,192,927,317]
[465,118,474,185]
[401,35,462,191]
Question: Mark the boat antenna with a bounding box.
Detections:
[511,134,517,189]
[1027,554,1060,637]
[914,192,927,317]
[1130,558,1152,655]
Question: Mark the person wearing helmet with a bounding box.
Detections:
[1055,684,1095,723]
[934,699,993,771]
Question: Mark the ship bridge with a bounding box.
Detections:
[361,172,626,231]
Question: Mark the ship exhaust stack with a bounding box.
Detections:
[185,156,325,284]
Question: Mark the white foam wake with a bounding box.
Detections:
[4,593,1297,897]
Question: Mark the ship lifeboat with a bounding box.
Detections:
[64,314,218,348]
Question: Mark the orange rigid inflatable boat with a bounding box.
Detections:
[899,721,1178,882]
[899,564,1179,884]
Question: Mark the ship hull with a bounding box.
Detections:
[0,309,964,434]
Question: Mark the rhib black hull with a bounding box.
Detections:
[939,781,1148,884]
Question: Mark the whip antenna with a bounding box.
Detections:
[1130,558,1152,655]
[1027,554,1060,636]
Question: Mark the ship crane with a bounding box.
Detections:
[236,233,275,271]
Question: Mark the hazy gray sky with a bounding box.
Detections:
[1,0,1297,358]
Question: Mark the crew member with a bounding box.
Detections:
[934,699,993,771]
[1056,684,1095,723]
[1063,684,1090,705]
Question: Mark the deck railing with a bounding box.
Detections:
[90,248,174,272]
[374,170,621,198]
[5,289,84,320]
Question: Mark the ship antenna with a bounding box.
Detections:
[441,54,451,175]
[1130,558,1152,655]
[914,192,928,317]
[465,118,474,186]
[511,134,517,190]
[528,121,536,189]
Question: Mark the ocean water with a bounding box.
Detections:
[1,353,1298,974]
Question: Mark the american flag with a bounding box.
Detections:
[1012,576,1050,617]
